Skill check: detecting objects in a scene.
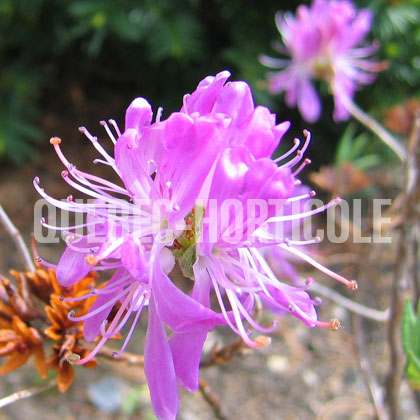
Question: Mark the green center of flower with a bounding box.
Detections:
[171,206,205,280]
[311,58,335,82]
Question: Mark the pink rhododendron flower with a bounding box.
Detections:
[261,0,383,122]
[35,70,356,420]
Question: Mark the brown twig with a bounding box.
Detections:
[0,204,35,272]
[84,344,145,365]
[200,338,245,368]
[353,314,389,420]
[0,379,56,409]
[385,111,420,419]
[199,377,231,420]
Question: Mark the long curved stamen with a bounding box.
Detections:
[112,307,144,359]
[286,190,316,203]
[67,283,136,322]
[67,168,127,198]
[50,137,70,167]
[224,252,279,292]
[65,239,98,254]
[279,243,358,291]
[88,277,132,297]
[60,292,96,302]
[226,289,269,348]
[241,249,271,296]
[93,158,114,167]
[61,170,128,206]
[85,237,125,266]
[293,158,311,176]
[78,127,118,171]
[41,217,101,232]
[100,120,117,144]
[274,138,300,163]
[280,130,312,169]
[34,177,108,214]
[50,137,128,197]
[108,119,121,137]
[231,291,279,333]
[70,336,109,365]
[59,278,132,303]
[206,261,241,335]
[100,286,138,338]
[102,284,148,339]
[90,263,123,271]
[285,236,321,246]
[38,189,147,228]
[34,256,57,269]
[266,197,341,223]
[156,107,163,123]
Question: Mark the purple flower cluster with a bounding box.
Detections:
[35,71,356,420]
[261,0,383,122]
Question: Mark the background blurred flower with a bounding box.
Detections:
[260,0,384,122]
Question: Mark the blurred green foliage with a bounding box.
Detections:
[402,299,420,390]
[369,0,420,106]
[0,0,417,165]
[335,124,381,170]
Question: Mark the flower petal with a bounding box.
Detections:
[297,77,321,123]
[0,351,30,375]
[181,71,231,114]
[115,129,153,199]
[169,330,207,392]
[152,256,216,332]
[124,97,153,131]
[120,238,148,280]
[57,361,75,393]
[156,113,226,220]
[56,238,93,287]
[145,296,179,420]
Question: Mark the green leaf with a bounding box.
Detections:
[335,124,356,166]
[402,299,416,354]
[414,301,420,355]
[179,245,196,280]
[407,350,420,387]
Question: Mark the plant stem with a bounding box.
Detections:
[199,377,231,420]
[354,315,389,420]
[385,112,420,419]
[84,344,144,365]
[344,97,407,162]
[0,204,35,272]
[0,380,56,409]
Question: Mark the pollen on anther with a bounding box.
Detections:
[255,335,271,347]
[67,353,81,363]
[348,280,358,291]
[49,137,62,145]
[86,254,98,266]
[330,318,340,331]
[314,297,322,305]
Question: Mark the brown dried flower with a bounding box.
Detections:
[0,315,47,378]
